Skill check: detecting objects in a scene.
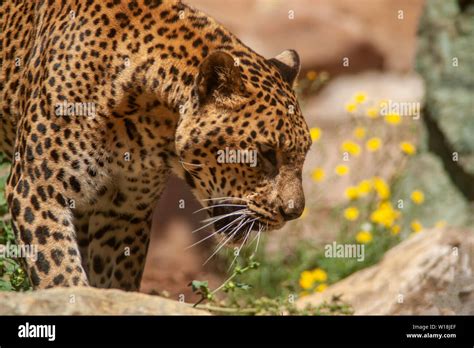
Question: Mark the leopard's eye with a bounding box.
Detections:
[262,148,277,167]
[258,143,278,170]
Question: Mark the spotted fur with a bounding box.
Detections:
[0,0,311,290]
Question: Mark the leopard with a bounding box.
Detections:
[0,0,312,291]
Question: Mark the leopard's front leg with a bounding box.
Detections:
[86,210,153,291]
[6,156,89,288]
[85,170,168,291]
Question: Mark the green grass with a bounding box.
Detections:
[217,223,399,303]
[0,155,31,291]
[193,230,399,315]
[191,254,354,315]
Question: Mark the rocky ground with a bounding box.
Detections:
[2,226,472,315]
[297,227,474,315]
[0,287,209,315]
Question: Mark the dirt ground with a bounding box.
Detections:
[140,176,226,302]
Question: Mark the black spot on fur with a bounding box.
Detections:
[24,207,35,224]
[184,171,196,188]
[35,251,51,275]
[93,255,105,274]
[50,249,65,266]
[34,225,50,245]
[69,176,81,192]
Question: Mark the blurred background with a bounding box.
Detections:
[137,0,474,313]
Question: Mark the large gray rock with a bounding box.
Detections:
[0,287,210,315]
[297,227,474,314]
[416,0,474,197]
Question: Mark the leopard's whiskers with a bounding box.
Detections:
[193,203,246,214]
[185,214,247,250]
[201,196,248,203]
[190,208,248,234]
[249,223,264,257]
[227,217,257,270]
[201,208,252,224]
[203,216,249,265]
[179,160,202,178]
[179,160,203,167]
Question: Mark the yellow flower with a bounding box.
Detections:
[385,113,401,125]
[366,137,382,152]
[310,127,322,142]
[354,92,367,104]
[345,186,359,200]
[306,70,317,81]
[356,231,373,244]
[400,141,416,155]
[357,180,372,196]
[345,103,357,113]
[410,190,425,205]
[366,107,378,118]
[301,207,309,219]
[315,283,328,292]
[411,220,423,233]
[391,224,401,235]
[341,140,361,157]
[344,207,359,221]
[370,202,400,228]
[353,127,366,139]
[311,168,325,182]
[299,268,328,290]
[373,177,390,200]
[311,268,328,282]
[335,164,349,176]
[435,220,447,228]
[299,271,314,290]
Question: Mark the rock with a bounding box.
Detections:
[393,153,471,228]
[416,0,474,199]
[0,287,210,315]
[297,227,474,314]
[188,0,424,74]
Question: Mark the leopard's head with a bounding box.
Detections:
[174,50,312,242]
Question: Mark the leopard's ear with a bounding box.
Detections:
[269,49,300,87]
[195,51,244,103]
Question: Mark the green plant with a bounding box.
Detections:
[0,157,31,291]
[189,255,353,315]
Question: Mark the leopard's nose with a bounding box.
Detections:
[279,204,304,221]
